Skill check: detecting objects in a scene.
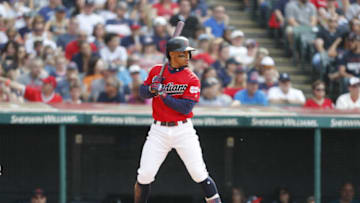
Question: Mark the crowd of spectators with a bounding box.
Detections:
[0,0,359,110]
[258,0,360,110]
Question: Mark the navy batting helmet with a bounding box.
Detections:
[166,36,195,59]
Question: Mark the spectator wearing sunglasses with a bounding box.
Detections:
[336,77,360,110]
[304,80,334,109]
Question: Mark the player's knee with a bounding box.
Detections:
[137,168,157,184]
[188,167,209,183]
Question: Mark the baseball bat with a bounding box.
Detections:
[158,21,185,78]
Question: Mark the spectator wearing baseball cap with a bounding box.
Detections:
[0,75,63,103]
[259,56,279,93]
[45,5,69,37]
[222,26,235,44]
[90,64,130,102]
[233,72,268,106]
[138,36,164,71]
[198,77,233,107]
[128,65,151,105]
[128,64,147,88]
[229,30,247,59]
[247,47,269,77]
[236,39,258,67]
[192,53,215,66]
[218,57,242,87]
[116,55,147,87]
[268,73,306,106]
[19,12,34,38]
[190,54,210,77]
[223,66,247,98]
[152,16,171,53]
[195,33,212,54]
[55,62,81,100]
[336,77,360,109]
[97,76,126,103]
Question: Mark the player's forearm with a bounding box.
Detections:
[139,84,156,98]
[162,96,196,115]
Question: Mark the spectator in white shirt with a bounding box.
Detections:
[25,16,57,54]
[229,30,247,59]
[100,33,128,67]
[336,77,360,110]
[345,0,360,21]
[98,0,117,21]
[268,73,306,105]
[198,77,233,107]
[76,0,105,36]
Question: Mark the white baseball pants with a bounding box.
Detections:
[137,119,209,184]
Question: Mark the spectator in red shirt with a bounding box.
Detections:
[304,80,334,109]
[0,76,63,104]
[152,0,179,20]
[310,0,327,9]
[223,66,247,98]
[65,30,98,60]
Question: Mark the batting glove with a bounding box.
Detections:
[149,82,163,95]
[152,76,165,83]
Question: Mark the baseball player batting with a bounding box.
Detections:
[134,36,222,203]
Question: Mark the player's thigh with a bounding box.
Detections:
[174,124,208,183]
[137,125,171,184]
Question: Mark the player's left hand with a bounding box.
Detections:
[149,82,163,95]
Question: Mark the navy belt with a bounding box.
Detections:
[153,119,188,127]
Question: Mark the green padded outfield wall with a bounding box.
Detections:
[1,125,360,203]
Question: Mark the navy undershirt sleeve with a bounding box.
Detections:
[162,95,196,115]
[139,84,155,98]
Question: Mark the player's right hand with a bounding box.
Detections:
[149,83,163,95]
[152,76,165,84]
